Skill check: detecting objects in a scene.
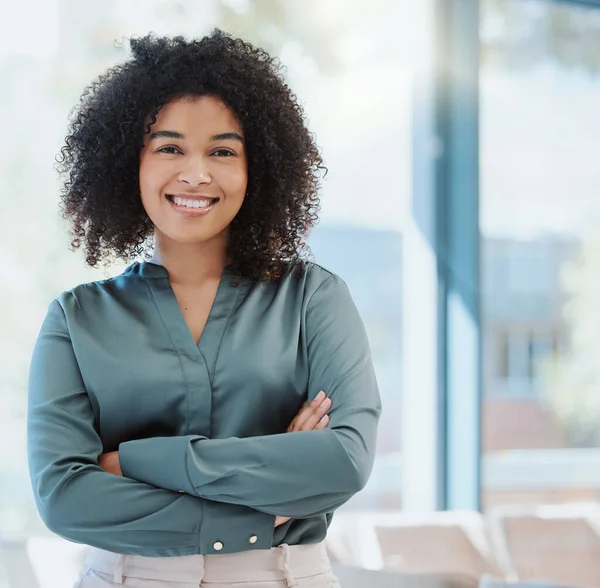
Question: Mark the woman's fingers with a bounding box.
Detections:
[287,392,325,431]
[314,413,330,430]
[287,391,331,432]
[286,400,307,432]
[298,397,331,431]
[275,516,291,527]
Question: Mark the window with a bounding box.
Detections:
[492,328,559,397]
[481,0,600,509]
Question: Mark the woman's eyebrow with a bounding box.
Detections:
[148,130,185,141]
[210,132,244,143]
[148,130,244,143]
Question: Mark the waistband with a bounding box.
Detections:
[84,541,331,586]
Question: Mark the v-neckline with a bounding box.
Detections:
[171,276,227,348]
[139,261,242,361]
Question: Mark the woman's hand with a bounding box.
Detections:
[276,391,332,528]
[98,450,123,476]
[286,390,331,433]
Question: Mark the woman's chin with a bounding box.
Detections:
[155,223,228,246]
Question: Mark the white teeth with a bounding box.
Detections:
[171,196,215,208]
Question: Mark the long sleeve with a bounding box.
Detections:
[119,275,382,518]
[27,298,276,556]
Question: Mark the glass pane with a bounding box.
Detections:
[481,4,600,582]
[481,0,600,510]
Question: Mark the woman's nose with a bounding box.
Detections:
[178,159,212,186]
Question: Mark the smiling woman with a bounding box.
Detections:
[27,28,380,588]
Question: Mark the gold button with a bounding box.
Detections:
[249,535,258,544]
[213,541,224,551]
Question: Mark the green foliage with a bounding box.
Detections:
[541,227,600,446]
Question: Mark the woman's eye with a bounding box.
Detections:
[212,148,235,157]
[157,146,181,154]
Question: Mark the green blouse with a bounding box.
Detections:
[27,260,381,557]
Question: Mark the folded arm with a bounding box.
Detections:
[27,298,276,556]
[119,275,382,518]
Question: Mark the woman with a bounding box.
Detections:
[27,30,381,587]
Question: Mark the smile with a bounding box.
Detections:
[166,194,220,216]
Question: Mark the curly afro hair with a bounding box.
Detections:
[56,29,326,281]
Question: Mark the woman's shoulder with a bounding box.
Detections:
[274,260,348,304]
[301,260,345,289]
[51,262,145,313]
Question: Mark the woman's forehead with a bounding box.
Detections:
[151,96,243,135]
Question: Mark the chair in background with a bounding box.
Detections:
[486,503,600,588]
[368,511,505,578]
[479,575,579,588]
[332,564,479,588]
[24,537,89,588]
[0,540,39,588]
[326,511,384,568]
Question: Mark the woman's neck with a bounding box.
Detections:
[149,232,230,286]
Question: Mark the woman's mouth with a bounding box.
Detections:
[165,194,219,216]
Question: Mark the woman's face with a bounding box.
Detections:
[139,95,247,247]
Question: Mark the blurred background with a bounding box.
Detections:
[2,0,600,586]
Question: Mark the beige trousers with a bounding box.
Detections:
[73,542,341,588]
